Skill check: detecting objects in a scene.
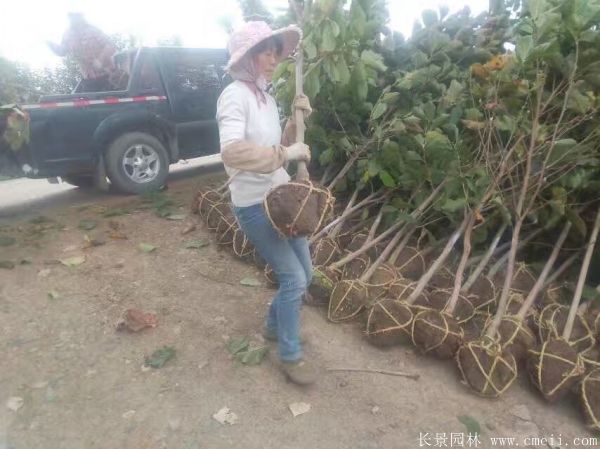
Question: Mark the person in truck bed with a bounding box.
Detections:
[47,12,117,92]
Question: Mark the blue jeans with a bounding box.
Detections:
[233,203,313,362]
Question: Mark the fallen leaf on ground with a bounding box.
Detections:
[240,277,261,287]
[185,239,209,249]
[47,291,60,301]
[181,222,196,235]
[19,259,32,265]
[144,346,175,368]
[0,236,16,247]
[138,243,156,253]
[458,415,482,435]
[108,230,128,240]
[78,219,97,231]
[166,214,186,220]
[227,337,250,355]
[83,235,105,248]
[117,309,158,332]
[0,261,15,269]
[212,407,238,425]
[122,410,136,419]
[6,397,24,411]
[237,346,269,365]
[289,402,311,417]
[60,255,86,267]
[38,268,51,278]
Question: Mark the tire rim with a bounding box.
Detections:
[122,144,160,184]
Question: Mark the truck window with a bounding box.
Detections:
[138,57,162,92]
[170,54,221,92]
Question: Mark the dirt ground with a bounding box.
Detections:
[0,174,597,449]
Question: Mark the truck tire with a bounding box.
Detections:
[62,175,95,188]
[104,132,169,194]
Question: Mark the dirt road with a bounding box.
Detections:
[0,173,595,449]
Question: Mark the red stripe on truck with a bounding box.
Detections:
[22,95,167,110]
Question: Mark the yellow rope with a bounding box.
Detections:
[366,300,413,336]
[581,369,600,431]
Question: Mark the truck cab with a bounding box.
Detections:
[16,47,229,194]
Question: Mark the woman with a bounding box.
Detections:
[216,21,317,385]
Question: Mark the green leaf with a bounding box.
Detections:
[78,220,97,231]
[516,35,533,63]
[443,80,463,106]
[240,277,261,287]
[351,61,368,102]
[321,20,337,52]
[319,148,334,165]
[47,291,60,301]
[350,3,367,38]
[379,170,396,188]
[227,337,250,355]
[371,102,387,121]
[238,346,269,365]
[185,239,209,249]
[0,236,16,247]
[441,197,466,213]
[361,50,387,72]
[60,255,86,267]
[548,139,577,166]
[305,66,322,99]
[367,160,381,176]
[567,208,587,237]
[458,415,481,435]
[334,57,351,85]
[144,346,176,368]
[138,243,157,253]
[166,214,186,221]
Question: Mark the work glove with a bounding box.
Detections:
[283,142,311,163]
[293,94,313,119]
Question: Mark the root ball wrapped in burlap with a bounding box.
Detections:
[456,339,518,398]
[215,213,238,246]
[426,289,475,324]
[467,276,497,312]
[342,253,371,280]
[463,311,491,342]
[496,316,536,361]
[537,304,596,353]
[363,263,397,300]
[365,299,413,346]
[309,267,340,307]
[264,180,334,238]
[311,237,341,266]
[581,368,600,432]
[389,278,427,305]
[196,190,224,220]
[527,337,585,403]
[328,280,369,323]
[511,262,537,294]
[392,246,427,280]
[411,310,463,359]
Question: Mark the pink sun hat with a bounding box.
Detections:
[226,21,302,71]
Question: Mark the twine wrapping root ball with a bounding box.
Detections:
[264,180,334,238]
[426,289,476,324]
[365,298,413,346]
[411,309,464,359]
[456,339,518,398]
[527,337,585,403]
[342,253,371,280]
[196,190,224,220]
[466,276,497,312]
[581,368,600,432]
[537,304,596,353]
[328,279,369,323]
[232,228,254,260]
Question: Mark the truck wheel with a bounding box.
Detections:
[105,132,169,194]
[62,175,95,188]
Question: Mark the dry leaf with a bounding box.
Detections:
[116,308,158,332]
[181,222,196,235]
[212,407,238,425]
[6,397,24,411]
[138,243,156,253]
[289,402,311,417]
[108,230,128,240]
[60,255,86,267]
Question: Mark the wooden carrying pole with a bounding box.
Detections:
[294,51,310,181]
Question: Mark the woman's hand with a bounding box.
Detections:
[293,94,313,119]
[284,142,311,162]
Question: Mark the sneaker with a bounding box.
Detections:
[280,359,318,385]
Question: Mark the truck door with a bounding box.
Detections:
[160,49,226,159]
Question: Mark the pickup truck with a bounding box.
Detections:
[1,47,229,193]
